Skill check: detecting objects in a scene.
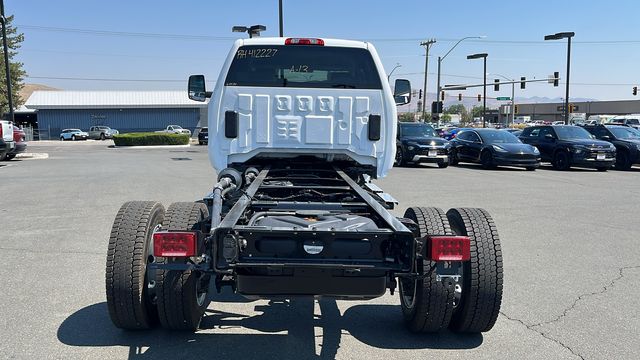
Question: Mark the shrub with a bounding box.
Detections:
[113,132,190,146]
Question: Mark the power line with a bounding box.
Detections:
[18,24,640,45]
[26,75,216,83]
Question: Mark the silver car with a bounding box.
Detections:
[88,126,119,140]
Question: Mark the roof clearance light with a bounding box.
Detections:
[427,235,471,262]
[153,231,197,257]
[285,38,325,46]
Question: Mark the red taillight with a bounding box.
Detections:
[427,236,470,261]
[285,38,324,46]
[153,231,197,257]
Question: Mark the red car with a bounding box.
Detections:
[5,126,27,160]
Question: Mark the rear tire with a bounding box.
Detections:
[100,133,106,140]
[437,162,449,169]
[399,207,454,333]
[446,208,503,333]
[105,201,165,330]
[156,202,210,331]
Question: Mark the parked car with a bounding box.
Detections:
[88,126,119,140]
[583,124,640,170]
[60,129,89,141]
[450,128,540,170]
[445,127,470,140]
[552,121,565,125]
[5,125,27,160]
[519,125,616,171]
[0,120,15,161]
[197,127,208,145]
[608,115,640,130]
[158,125,191,135]
[395,122,450,168]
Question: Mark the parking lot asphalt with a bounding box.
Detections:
[1,142,639,360]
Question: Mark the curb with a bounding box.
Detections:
[16,153,49,159]
[109,144,191,149]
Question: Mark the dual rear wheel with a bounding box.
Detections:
[105,201,210,331]
[399,206,503,333]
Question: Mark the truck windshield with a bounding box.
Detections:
[224,45,382,89]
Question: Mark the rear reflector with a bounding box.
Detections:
[285,38,324,46]
[427,236,470,261]
[153,231,197,257]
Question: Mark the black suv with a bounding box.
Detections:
[198,127,208,145]
[583,124,640,170]
[395,122,450,167]
[520,125,616,171]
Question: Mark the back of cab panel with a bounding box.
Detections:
[208,38,398,178]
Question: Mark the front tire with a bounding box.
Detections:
[105,201,165,330]
[437,161,449,169]
[156,202,211,331]
[100,133,106,140]
[399,207,454,333]
[71,135,76,141]
[552,151,570,170]
[394,147,406,167]
[446,208,503,333]
[615,151,632,170]
[480,151,494,169]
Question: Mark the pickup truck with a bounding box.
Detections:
[156,125,191,136]
[5,125,27,160]
[106,37,503,335]
[0,120,15,161]
[88,126,119,140]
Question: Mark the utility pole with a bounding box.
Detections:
[420,39,436,122]
[278,0,283,37]
[0,0,14,122]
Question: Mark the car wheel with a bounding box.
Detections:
[71,135,76,141]
[525,167,536,171]
[156,202,211,331]
[5,154,16,160]
[106,201,165,330]
[596,167,609,172]
[100,133,106,140]
[552,151,570,170]
[394,147,406,167]
[60,137,65,141]
[446,208,503,333]
[615,151,632,170]
[449,150,459,166]
[480,151,494,169]
[438,162,449,168]
[399,207,454,333]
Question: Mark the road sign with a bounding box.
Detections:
[496,97,511,101]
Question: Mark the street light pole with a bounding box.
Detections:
[387,63,401,82]
[467,53,488,127]
[544,32,575,125]
[420,39,436,122]
[278,0,283,37]
[492,73,515,126]
[435,36,485,125]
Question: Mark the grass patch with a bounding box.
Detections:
[113,132,190,146]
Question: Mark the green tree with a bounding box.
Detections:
[0,15,26,116]
[445,104,466,115]
[441,113,451,122]
[471,106,485,119]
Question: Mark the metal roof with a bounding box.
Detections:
[25,90,208,110]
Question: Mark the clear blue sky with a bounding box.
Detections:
[8,0,640,101]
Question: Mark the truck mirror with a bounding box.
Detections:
[394,79,411,106]
[188,75,207,102]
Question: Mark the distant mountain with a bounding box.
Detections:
[398,92,598,113]
[20,84,60,103]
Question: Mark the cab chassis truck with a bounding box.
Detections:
[106,37,503,334]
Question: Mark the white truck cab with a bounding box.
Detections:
[189,37,411,178]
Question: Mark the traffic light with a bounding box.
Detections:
[520,77,526,89]
[494,79,500,91]
[514,105,519,114]
[569,104,575,113]
[634,86,638,96]
[553,72,559,87]
[477,94,481,102]
[458,93,462,101]
[431,101,443,113]
[441,91,445,101]
[419,89,423,99]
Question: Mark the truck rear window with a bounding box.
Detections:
[224,45,382,89]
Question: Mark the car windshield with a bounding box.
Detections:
[610,127,640,139]
[225,45,382,89]
[554,126,592,140]
[201,127,208,131]
[478,130,521,144]
[172,125,183,129]
[97,126,108,130]
[401,124,437,137]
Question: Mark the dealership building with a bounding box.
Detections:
[24,91,209,139]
